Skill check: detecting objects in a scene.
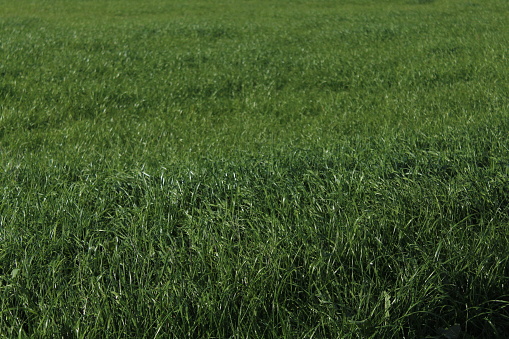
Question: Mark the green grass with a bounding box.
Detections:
[1,0,509,337]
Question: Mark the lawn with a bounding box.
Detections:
[1,0,509,337]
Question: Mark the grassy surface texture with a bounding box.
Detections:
[1,0,509,337]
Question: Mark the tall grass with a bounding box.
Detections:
[1,0,509,337]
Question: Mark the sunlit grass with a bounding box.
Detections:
[1,0,509,337]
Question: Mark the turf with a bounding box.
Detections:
[1,0,509,337]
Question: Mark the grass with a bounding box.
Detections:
[1,0,509,337]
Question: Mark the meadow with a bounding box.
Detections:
[1,0,509,337]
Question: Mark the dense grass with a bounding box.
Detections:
[1,0,509,337]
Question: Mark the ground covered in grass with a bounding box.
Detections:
[1,0,509,337]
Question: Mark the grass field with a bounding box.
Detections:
[1,0,509,337]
